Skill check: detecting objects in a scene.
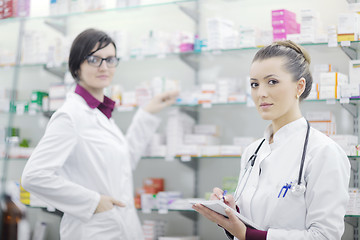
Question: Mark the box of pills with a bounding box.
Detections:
[340,84,360,98]
[306,111,333,122]
[338,13,359,35]
[319,85,340,99]
[220,145,242,156]
[349,60,360,85]
[200,145,220,156]
[272,9,296,21]
[194,125,219,136]
[319,72,348,86]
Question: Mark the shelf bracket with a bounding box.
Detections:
[44,65,66,79]
[178,157,198,170]
[350,159,359,173]
[345,217,359,228]
[341,103,359,135]
[43,111,55,119]
[177,3,198,23]
[179,53,199,71]
[179,210,198,222]
[341,46,358,60]
[44,17,67,35]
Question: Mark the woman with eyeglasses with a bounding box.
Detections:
[21,28,178,240]
[193,41,350,240]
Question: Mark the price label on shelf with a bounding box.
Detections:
[326,99,336,105]
[142,208,151,214]
[202,103,212,109]
[181,155,191,162]
[158,209,168,214]
[165,155,175,161]
[157,54,166,59]
[212,50,222,55]
[340,41,351,47]
[340,98,350,104]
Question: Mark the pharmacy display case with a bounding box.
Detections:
[1,0,360,239]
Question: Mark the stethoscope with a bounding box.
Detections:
[234,120,310,202]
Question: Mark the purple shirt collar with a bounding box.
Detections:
[75,84,115,119]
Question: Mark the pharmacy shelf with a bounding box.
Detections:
[3,97,360,119]
[0,0,197,25]
[2,158,29,161]
[138,208,197,221]
[2,41,360,70]
[24,205,64,217]
[141,156,242,160]
[5,156,360,162]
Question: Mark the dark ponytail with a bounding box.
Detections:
[252,40,312,100]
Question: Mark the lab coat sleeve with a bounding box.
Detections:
[267,142,350,240]
[125,108,161,170]
[21,112,100,222]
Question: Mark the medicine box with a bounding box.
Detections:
[338,13,359,35]
[349,60,360,85]
[220,145,242,156]
[3,0,15,19]
[319,72,348,86]
[200,145,221,156]
[193,124,219,136]
[184,134,219,145]
[175,145,200,156]
[0,1,3,19]
[318,85,340,99]
[309,121,336,135]
[340,84,360,98]
[306,111,333,122]
[272,24,300,35]
[272,19,298,30]
[272,9,296,21]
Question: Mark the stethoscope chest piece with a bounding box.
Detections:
[291,184,306,196]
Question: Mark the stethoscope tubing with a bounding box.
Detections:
[234,120,310,202]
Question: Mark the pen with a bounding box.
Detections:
[221,190,227,202]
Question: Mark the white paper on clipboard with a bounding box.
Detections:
[189,199,264,231]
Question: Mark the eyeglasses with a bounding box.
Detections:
[85,55,120,68]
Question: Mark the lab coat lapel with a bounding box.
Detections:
[249,142,271,188]
[94,110,124,143]
[244,142,271,219]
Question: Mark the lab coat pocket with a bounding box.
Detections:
[269,183,306,229]
[82,208,123,240]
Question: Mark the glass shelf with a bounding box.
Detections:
[345,215,360,217]
[0,111,49,117]
[3,155,359,162]
[2,158,29,161]
[3,96,360,119]
[137,208,194,212]
[141,156,242,160]
[0,0,197,24]
[2,41,360,70]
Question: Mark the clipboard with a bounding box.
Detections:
[189,199,264,231]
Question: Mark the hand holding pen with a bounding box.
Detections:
[221,190,228,202]
[211,187,236,210]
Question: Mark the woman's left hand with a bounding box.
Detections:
[192,203,247,240]
[144,90,179,114]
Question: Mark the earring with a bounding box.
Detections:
[296,94,300,99]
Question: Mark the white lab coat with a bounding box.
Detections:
[21,92,161,240]
[234,117,350,240]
